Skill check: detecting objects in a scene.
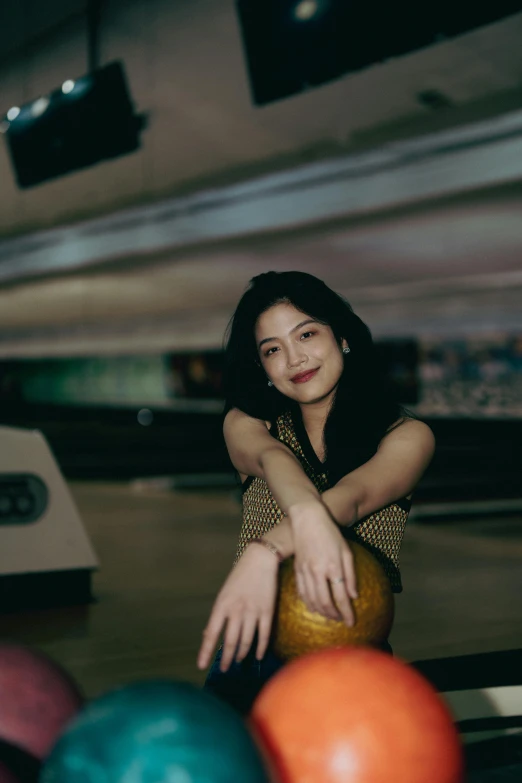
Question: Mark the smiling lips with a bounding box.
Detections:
[291,368,319,384]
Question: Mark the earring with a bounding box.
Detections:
[342,346,350,354]
[267,380,273,387]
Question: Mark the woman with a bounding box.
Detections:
[197,271,435,714]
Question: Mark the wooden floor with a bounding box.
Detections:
[2,481,522,700]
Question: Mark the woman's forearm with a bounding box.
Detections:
[261,517,294,559]
[256,446,321,560]
[260,490,359,561]
[260,446,322,511]
[261,446,360,526]
[256,447,358,560]
[321,486,359,527]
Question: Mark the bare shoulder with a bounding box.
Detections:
[223,408,272,446]
[223,408,278,479]
[381,417,435,454]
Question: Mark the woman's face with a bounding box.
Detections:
[255,302,348,406]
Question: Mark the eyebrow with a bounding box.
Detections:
[258,319,318,350]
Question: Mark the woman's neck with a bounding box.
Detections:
[299,397,332,436]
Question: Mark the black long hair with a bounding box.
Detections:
[223,271,409,483]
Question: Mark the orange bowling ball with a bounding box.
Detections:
[273,542,394,660]
[251,647,464,783]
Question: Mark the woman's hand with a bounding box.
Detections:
[197,543,280,673]
[289,500,358,626]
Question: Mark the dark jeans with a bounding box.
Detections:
[204,641,393,716]
[204,645,285,715]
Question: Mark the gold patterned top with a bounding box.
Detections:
[235,410,410,593]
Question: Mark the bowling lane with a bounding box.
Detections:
[2,481,522,699]
[1,483,241,697]
[392,512,522,659]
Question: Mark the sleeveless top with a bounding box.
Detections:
[235,410,411,593]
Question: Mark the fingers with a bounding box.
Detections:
[327,546,358,627]
[235,614,257,663]
[302,564,320,615]
[197,608,225,670]
[256,614,272,661]
[219,616,243,672]
[199,612,270,672]
[298,564,340,620]
[330,579,354,626]
[314,569,342,620]
[295,546,358,624]
[342,547,358,601]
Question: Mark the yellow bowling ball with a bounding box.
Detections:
[273,542,394,661]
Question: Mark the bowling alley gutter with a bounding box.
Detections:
[2,107,522,284]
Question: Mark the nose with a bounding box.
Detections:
[286,343,307,369]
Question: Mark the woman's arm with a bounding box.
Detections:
[225,408,357,610]
[321,419,435,525]
[198,413,434,673]
[225,412,434,592]
[224,408,322,511]
[264,419,434,555]
[227,411,434,540]
[197,410,358,672]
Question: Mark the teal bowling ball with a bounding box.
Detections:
[40,680,271,783]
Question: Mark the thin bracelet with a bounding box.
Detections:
[249,537,284,563]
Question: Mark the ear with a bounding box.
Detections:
[341,338,350,351]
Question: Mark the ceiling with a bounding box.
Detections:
[0,2,522,354]
[0,184,521,357]
[1,2,522,237]
[0,0,85,64]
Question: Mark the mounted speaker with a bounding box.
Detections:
[0,426,98,612]
[236,1,522,105]
[1,60,144,188]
